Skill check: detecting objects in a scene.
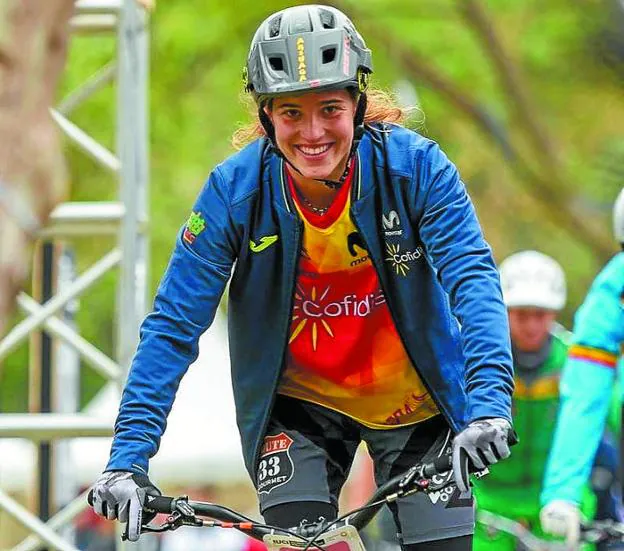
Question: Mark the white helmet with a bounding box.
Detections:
[499,250,566,311]
[614,187,624,245]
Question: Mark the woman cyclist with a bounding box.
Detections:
[90,6,515,550]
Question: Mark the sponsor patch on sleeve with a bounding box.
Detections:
[183,211,206,245]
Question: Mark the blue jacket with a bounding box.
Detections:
[106,125,514,479]
[541,252,624,506]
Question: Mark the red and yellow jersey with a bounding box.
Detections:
[278,166,439,428]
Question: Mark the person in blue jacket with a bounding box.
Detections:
[540,187,624,547]
[89,6,515,549]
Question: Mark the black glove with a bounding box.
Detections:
[90,471,161,541]
[452,418,515,492]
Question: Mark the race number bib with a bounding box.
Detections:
[264,525,365,551]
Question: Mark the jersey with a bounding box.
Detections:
[473,333,599,551]
[278,166,439,428]
[473,334,575,517]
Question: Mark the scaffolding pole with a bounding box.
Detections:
[0,1,149,550]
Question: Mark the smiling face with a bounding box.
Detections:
[266,89,357,183]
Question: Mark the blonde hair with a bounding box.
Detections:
[231,88,412,150]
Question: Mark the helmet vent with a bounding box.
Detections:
[319,9,336,29]
[268,56,285,72]
[289,13,312,33]
[268,15,282,38]
[322,47,336,65]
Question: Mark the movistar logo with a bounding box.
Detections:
[382,210,403,237]
[249,235,278,253]
[382,210,400,230]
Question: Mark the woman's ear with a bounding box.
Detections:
[263,103,272,123]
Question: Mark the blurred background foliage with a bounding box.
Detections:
[2,0,623,411]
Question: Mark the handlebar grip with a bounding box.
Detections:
[421,454,452,477]
[143,494,174,514]
[86,488,173,514]
[421,451,477,478]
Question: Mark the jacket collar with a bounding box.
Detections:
[354,128,376,202]
[267,131,379,215]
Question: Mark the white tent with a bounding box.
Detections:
[0,312,248,492]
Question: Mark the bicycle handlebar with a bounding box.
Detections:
[144,454,454,520]
[145,495,255,524]
[86,453,478,545]
[138,453,467,543]
[87,490,274,540]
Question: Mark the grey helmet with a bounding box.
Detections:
[614,187,624,246]
[244,5,373,99]
[243,5,374,187]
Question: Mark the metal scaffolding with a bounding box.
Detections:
[0,0,149,549]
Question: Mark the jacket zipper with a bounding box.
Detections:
[350,212,457,433]
[252,166,304,473]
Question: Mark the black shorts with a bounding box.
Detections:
[255,395,474,545]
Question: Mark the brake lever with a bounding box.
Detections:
[393,464,435,499]
[138,523,175,534]
[126,496,202,540]
[122,519,177,541]
[171,496,197,518]
[397,465,420,491]
[397,458,490,499]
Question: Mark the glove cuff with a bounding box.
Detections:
[131,473,161,495]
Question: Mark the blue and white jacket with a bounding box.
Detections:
[106,125,514,478]
[542,252,624,506]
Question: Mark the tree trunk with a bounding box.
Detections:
[332,0,613,262]
[0,0,74,336]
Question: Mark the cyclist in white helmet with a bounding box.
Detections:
[500,251,566,342]
[541,188,624,547]
[473,250,620,550]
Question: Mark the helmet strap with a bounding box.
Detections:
[258,105,277,146]
[350,91,367,157]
